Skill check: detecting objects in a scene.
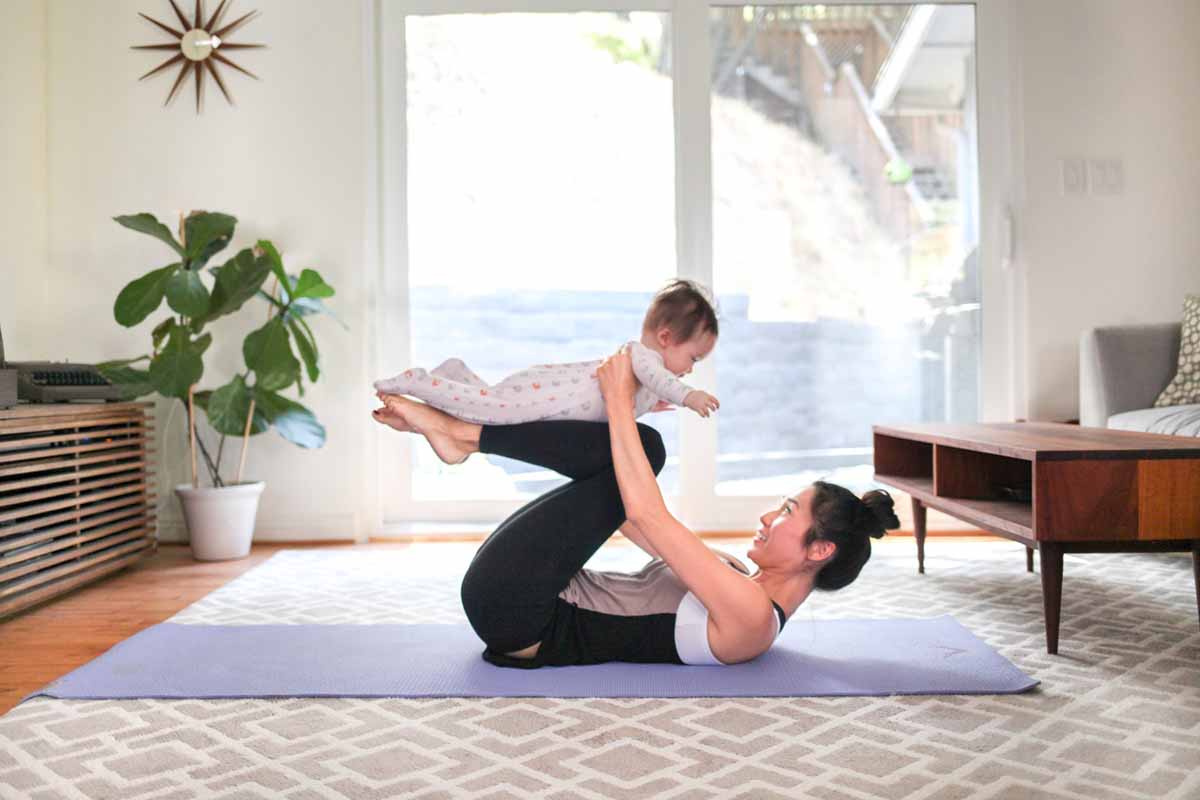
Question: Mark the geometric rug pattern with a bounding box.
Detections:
[2,539,1198,799]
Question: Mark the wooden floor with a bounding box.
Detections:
[0,542,402,714]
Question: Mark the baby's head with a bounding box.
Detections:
[641,279,719,376]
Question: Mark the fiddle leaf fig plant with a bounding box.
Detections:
[99,211,339,488]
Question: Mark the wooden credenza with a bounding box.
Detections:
[1,402,156,619]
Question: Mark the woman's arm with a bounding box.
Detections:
[596,350,775,661]
[619,521,661,560]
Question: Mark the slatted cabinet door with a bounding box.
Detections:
[0,402,156,618]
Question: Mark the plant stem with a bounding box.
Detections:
[187,388,198,489]
[236,398,255,485]
[215,433,226,477]
[181,397,224,488]
[194,430,224,487]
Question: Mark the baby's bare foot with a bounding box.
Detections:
[382,395,471,465]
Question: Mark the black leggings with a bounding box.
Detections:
[460,421,667,655]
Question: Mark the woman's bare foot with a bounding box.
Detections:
[371,405,414,432]
[378,394,477,465]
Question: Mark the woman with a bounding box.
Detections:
[371,347,899,667]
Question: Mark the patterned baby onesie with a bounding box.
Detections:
[373,342,697,425]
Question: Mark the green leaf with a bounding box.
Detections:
[156,319,211,350]
[164,268,210,317]
[182,212,237,269]
[290,269,335,300]
[114,264,178,327]
[193,238,230,273]
[255,288,287,308]
[151,317,174,351]
[204,375,270,436]
[149,327,204,399]
[243,318,299,392]
[204,248,272,322]
[96,356,149,370]
[256,292,288,318]
[96,363,155,400]
[255,240,290,303]
[96,356,154,400]
[287,296,350,331]
[114,213,183,255]
[256,390,326,448]
[287,318,319,382]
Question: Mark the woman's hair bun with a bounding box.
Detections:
[860,489,899,537]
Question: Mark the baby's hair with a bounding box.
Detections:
[642,279,719,343]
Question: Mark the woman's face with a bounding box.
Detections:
[748,486,830,570]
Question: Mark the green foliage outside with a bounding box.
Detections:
[588,14,660,68]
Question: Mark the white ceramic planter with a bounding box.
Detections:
[175,481,265,561]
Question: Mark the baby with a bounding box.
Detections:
[373,279,721,425]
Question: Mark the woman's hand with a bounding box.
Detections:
[595,345,639,414]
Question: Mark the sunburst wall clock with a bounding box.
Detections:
[134,0,264,113]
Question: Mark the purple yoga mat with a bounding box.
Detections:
[28,615,1036,701]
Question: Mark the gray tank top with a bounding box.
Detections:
[559,557,696,616]
[557,552,786,666]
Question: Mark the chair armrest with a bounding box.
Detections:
[1079,324,1181,427]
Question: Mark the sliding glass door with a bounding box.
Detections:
[710,4,980,498]
[379,1,983,530]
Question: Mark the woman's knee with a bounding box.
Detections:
[460,561,491,624]
[460,566,545,652]
[460,570,504,647]
[461,560,516,622]
[636,424,667,475]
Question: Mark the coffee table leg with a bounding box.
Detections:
[1026,546,1034,572]
[912,497,926,574]
[1040,543,1063,654]
[1193,540,1199,629]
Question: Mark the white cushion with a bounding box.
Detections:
[1108,404,1200,437]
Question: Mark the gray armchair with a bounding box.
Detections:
[1079,324,1200,435]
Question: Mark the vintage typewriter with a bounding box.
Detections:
[0,325,124,404]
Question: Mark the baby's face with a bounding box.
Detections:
[661,329,717,377]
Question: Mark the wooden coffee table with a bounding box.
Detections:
[872,422,1200,654]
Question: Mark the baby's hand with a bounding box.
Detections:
[683,390,720,418]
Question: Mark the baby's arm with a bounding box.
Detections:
[629,342,694,406]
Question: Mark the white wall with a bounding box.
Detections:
[1013,0,1200,421]
[24,0,372,542]
[1,1,49,356]
[4,0,1199,541]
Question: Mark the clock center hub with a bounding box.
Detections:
[180,28,220,61]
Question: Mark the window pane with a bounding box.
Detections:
[405,13,677,500]
[710,4,980,495]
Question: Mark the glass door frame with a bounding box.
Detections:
[368,0,1021,534]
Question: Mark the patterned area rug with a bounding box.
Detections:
[2,539,1198,799]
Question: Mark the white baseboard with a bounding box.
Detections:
[155,511,360,544]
